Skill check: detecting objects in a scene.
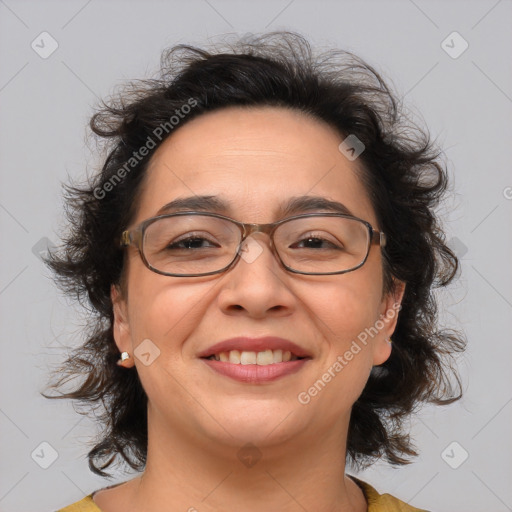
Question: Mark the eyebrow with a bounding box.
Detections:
[156,195,354,218]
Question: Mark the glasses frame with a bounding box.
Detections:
[120,211,387,277]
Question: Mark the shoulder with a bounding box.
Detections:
[349,475,431,512]
[56,495,101,512]
[56,479,132,511]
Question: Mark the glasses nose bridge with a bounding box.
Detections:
[240,220,277,241]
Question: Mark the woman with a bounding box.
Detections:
[47,32,465,512]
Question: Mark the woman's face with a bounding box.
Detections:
[113,106,402,455]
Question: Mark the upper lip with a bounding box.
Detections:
[198,337,312,359]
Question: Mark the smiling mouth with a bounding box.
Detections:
[202,349,307,365]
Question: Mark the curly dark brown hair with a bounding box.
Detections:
[43,31,466,478]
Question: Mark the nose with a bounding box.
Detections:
[216,234,295,319]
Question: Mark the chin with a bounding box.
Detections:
[209,401,305,444]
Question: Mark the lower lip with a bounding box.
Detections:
[201,358,310,383]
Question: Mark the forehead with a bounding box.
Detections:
[135,106,377,225]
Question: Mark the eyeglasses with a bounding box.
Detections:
[120,211,386,277]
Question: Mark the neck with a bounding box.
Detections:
[125,408,366,512]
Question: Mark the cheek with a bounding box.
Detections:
[312,270,383,340]
[125,275,210,400]
[126,266,215,353]
[306,269,383,385]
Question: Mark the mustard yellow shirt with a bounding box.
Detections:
[56,476,429,511]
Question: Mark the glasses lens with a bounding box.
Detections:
[274,216,370,274]
[143,215,240,275]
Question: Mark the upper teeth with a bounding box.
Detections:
[210,349,297,365]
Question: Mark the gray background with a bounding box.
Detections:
[1,1,511,511]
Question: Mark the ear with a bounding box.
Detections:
[111,284,135,368]
[372,279,406,366]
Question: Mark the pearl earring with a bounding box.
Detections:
[117,351,131,365]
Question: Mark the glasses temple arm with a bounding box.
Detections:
[371,230,386,247]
